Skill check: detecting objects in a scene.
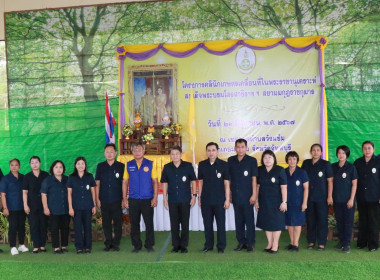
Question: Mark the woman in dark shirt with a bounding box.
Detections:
[301,143,333,251]
[22,156,49,254]
[285,151,309,252]
[256,150,287,254]
[41,160,70,254]
[332,145,357,253]
[0,158,28,255]
[67,157,96,254]
[354,140,380,251]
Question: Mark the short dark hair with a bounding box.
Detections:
[169,145,182,154]
[9,158,20,166]
[261,150,277,165]
[29,156,41,163]
[104,143,117,151]
[131,142,145,151]
[285,151,299,163]
[336,145,350,158]
[71,157,88,176]
[310,143,323,153]
[49,160,66,175]
[362,140,374,149]
[235,138,247,146]
[206,142,219,150]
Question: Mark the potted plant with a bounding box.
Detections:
[142,133,154,144]
[161,127,172,139]
[171,123,182,134]
[122,124,133,139]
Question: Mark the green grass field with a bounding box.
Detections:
[0,231,379,279]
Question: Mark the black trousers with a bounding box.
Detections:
[306,201,328,246]
[129,198,154,249]
[234,203,255,247]
[334,202,355,247]
[50,214,70,249]
[74,209,92,250]
[8,210,26,248]
[357,201,380,250]
[168,201,190,249]
[28,208,48,249]
[201,204,226,250]
[101,202,122,248]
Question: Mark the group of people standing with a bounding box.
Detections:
[0,139,378,255]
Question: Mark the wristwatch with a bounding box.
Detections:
[192,194,198,197]
[281,201,287,204]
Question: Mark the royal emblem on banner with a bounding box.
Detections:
[236,47,255,74]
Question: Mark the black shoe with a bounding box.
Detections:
[201,247,213,253]
[32,249,39,254]
[269,249,278,254]
[369,248,378,252]
[292,246,299,252]
[54,249,62,255]
[85,249,91,254]
[181,247,188,253]
[342,246,350,253]
[307,244,315,250]
[104,246,111,252]
[218,249,224,254]
[61,248,68,253]
[335,243,343,250]
[171,247,179,253]
[263,248,271,252]
[357,245,366,249]
[113,246,120,252]
[147,247,154,253]
[76,250,83,254]
[247,246,254,253]
[132,248,141,253]
[317,246,325,251]
[233,244,247,251]
[0,249,3,253]
[285,244,293,250]
[40,248,47,253]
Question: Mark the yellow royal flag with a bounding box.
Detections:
[187,90,196,147]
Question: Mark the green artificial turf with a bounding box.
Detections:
[0,231,379,279]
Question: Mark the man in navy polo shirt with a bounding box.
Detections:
[95,143,125,252]
[228,138,258,252]
[198,142,230,254]
[123,142,158,253]
[161,145,197,253]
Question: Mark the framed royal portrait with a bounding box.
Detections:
[127,64,178,126]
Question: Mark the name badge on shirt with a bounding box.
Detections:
[372,168,377,174]
[318,171,323,177]
[115,173,119,178]
[182,176,187,182]
[296,180,300,186]
[217,173,221,178]
[86,185,90,190]
[271,177,275,183]
[342,173,347,179]
[143,166,150,172]
[244,171,248,176]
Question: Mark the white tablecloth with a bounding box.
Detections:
[139,194,258,231]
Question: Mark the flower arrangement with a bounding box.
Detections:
[161,127,172,139]
[142,133,154,143]
[122,124,133,139]
[171,123,182,134]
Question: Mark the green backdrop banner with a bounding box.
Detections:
[0,98,118,174]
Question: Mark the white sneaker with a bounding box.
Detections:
[11,247,19,255]
[18,245,29,253]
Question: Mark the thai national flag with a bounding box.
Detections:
[105,92,117,144]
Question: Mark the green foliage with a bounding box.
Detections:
[0,212,9,244]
